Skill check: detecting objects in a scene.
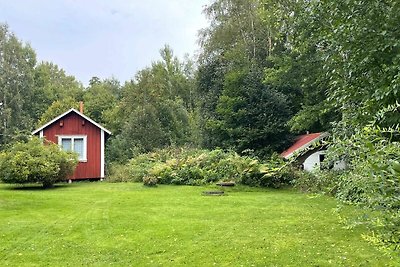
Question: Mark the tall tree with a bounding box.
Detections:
[31,62,83,123]
[214,66,291,155]
[282,0,400,132]
[197,0,294,156]
[83,78,120,125]
[107,46,197,162]
[0,24,36,146]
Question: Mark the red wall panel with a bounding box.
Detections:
[42,113,101,179]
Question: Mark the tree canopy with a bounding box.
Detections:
[0,0,398,158]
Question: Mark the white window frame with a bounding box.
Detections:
[58,135,87,162]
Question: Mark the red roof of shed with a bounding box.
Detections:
[281,132,326,159]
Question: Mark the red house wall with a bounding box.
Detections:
[42,112,101,180]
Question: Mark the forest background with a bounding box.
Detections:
[1,0,398,161]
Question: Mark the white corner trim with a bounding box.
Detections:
[57,135,87,162]
[100,129,105,178]
[39,130,43,138]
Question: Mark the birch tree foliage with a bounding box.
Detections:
[0,24,36,146]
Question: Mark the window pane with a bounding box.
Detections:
[74,138,84,160]
[61,139,72,151]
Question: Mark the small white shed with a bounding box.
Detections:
[280,132,345,172]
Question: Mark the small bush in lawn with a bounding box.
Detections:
[143,176,158,187]
[107,163,132,182]
[0,137,78,188]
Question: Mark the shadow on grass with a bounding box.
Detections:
[2,184,71,191]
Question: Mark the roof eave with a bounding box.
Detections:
[281,132,329,159]
[32,108,111,135]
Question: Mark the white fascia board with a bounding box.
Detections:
[32,108,111,135]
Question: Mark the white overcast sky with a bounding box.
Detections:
[0,0,210,85]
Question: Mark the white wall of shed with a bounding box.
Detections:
[303,151,325,171]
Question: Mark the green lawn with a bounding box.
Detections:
[0,183,397,266]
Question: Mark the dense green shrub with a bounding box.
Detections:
[258,154,296,188]
[315,122,400,250]
[142,176,158,187]
[107,147,294,188]
[292,170,340,195]
[0,137,78,188]
[107,163,133,183]
[147,149,268,186]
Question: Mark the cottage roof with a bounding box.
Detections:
[32,108,111,135]
[281,132,328,159]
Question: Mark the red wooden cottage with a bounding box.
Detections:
[32,107,111,181]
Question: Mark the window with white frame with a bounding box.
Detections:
[58,135,87,162]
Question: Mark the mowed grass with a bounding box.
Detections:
[0,183,398,266]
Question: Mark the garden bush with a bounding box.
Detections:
[258,154,296,188]
[107,153,159,183]
[0,137,78,188]
[107,147,294,188]
[292,170,340,195]
[152,149,262,186]
[142,176,158,187]
[107,163,133,183]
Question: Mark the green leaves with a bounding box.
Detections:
[83,78,120,128]
[37,97,79,127]
[0,137,78,187]
[0,24,36,146]
[389,161,400,178]
[302,0,400,127]
[31,62,83,123]
[105,46,197,161]
[108,147,289,187]
[325,122,400,250]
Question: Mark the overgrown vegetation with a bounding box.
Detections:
[0,137,78,188]
[108,148,293,188]
[292,104,400,251]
